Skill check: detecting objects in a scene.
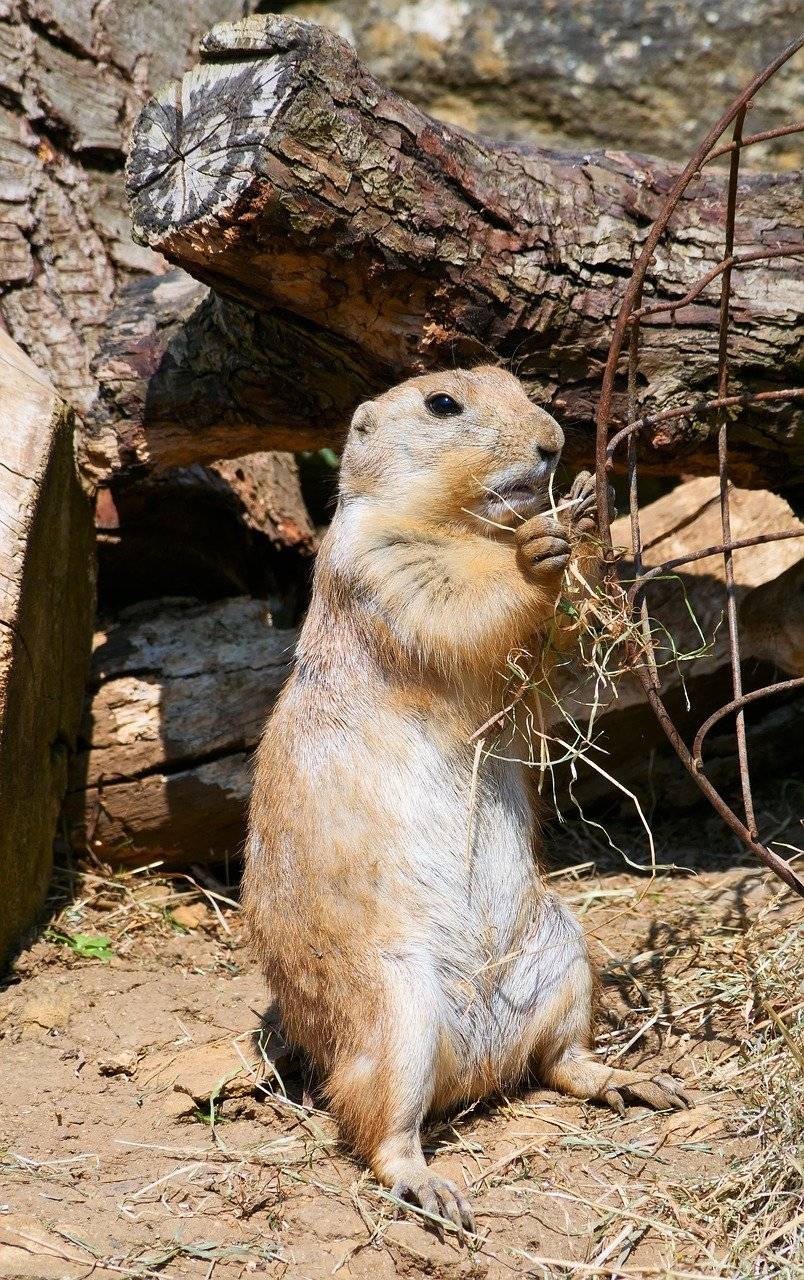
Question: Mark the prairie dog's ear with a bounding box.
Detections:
[351,401,378,436]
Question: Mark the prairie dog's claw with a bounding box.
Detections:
[602,1072,692,1115]
[391,1175,475,1240]
[564,470,616,534]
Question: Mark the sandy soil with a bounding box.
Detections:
[0,859,800,1280]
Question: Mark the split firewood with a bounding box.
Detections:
[79,14,802,488]
[0,333,94,962]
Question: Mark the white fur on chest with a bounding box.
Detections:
[376,711,584,1065]
[381,714,538,958]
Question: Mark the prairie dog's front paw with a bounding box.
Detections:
[515,513,571,579]
[564,470,616,537]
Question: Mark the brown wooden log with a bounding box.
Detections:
[68,483,802,868]
[66,598,295,866]
[82,14,803,488]
[81,270,362,480]
[0,333,94,965]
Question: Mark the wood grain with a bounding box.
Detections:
[0,332,94,963]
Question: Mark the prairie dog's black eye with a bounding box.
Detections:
[425,392,463,418]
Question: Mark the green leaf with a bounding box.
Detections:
[71,934,114,960]
[46,929,114,961]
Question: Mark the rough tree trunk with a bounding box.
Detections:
[0,0,262,417]
[67,482,803,867]
[0,2,308,606]
[81,14,803,489]
[0,334,94,964]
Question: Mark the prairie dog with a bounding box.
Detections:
[245,366,688,1232]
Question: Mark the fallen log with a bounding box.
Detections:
[0,334,94,965]
[68,481,803,867]
[81,267,382,481]
[66,598,295,865]
[80,14,803,487]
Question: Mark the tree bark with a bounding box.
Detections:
[0,0,260,418]
[81,269,369,481]
[0,333,95,965]
[66,597,295,866]
[85,13,804,489]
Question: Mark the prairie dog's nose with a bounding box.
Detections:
[535,442,560,464]
[533,415,564,463]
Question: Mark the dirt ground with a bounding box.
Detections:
[1,850,801,1280]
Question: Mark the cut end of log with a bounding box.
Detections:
[127,55,294,244]
[127,16,356,247]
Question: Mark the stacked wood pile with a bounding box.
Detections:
[0,3,801,958]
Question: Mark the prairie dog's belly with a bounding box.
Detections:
[361,709,587,1068]
[371,716,543,995]
[270,680,568,1064]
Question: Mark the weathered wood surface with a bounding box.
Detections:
[0,333,94,964]
[85,13,803,488]
[0,0,255,418]
[81,267,378,481]
[286,0,801,164]
[0,0,313,616]
[67,598,295,866]
[68,481,802,867]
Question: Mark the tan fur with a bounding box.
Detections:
[245,366,688,1232]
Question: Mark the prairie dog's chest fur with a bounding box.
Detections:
[363,688,540,952]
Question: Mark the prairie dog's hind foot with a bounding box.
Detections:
[542,1052,693,1116]
[597,1068,692,1116]
[390,1169,475,1239]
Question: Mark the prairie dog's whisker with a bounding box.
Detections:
[461,508,515,532]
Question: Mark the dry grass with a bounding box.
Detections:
[685,894,804,1276]
[470,486,720,883]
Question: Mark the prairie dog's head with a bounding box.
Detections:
[340,365,564,527]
